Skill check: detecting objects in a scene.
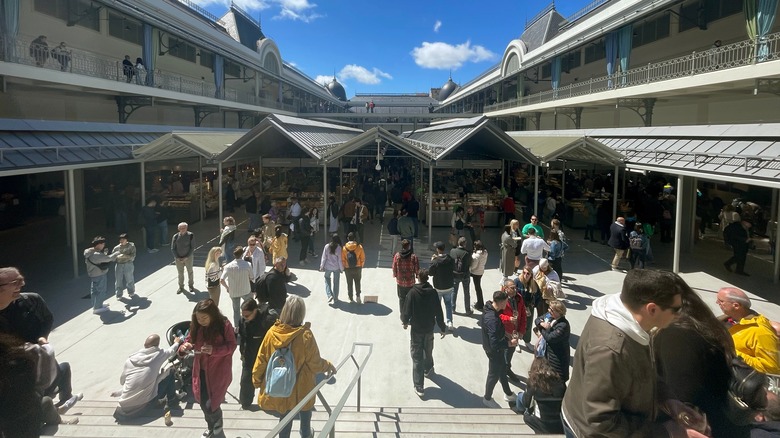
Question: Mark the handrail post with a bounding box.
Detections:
[646,63,650,83]
[691,51,696,75]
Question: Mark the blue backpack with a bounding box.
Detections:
[265,344,297,397]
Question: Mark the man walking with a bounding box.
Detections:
[429,241,455,331]
[243,236,266,295]
[341,232,365,303]
[608,216,629,271]
[256,257,288,312]
[171,222,195,294]
[402,269,446,398]
[397,209,415,252]
[113,233,137,299]
[520,228,549,271]
[220,246,253,329]
[723,219,752,276]
[351,198,368,243]
[84,236,119,314]
[481,290,518,407]
[450,237,473,315]
[392,239,419,321]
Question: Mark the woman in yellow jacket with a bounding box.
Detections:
[269,224,288,262]
[252,295,336,438]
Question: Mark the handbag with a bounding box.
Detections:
[448,232,458,247]
[726,356,768,425]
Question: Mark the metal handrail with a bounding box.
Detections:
[483,32,780,113]
[268,342,373,438]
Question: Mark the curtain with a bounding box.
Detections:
[142,23,154,86]
[605,31,618,88]
[214,53,224,99]
[551,56,562,98]
[617,24,633,86]
[745,0,779,61]
[2,0,20,61]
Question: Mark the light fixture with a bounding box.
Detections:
[375,138,382,171]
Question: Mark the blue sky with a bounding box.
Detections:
[196,0,593,96]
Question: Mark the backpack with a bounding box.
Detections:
[265,344,297,397]
[346,249,358,268]
[387,217,399,235]
[453,253,466,277]
[629,234,644,251]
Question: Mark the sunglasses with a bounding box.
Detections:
[0,277,25,287]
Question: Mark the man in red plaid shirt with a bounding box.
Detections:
[392,239,419,321]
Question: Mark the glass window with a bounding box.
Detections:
[584,39,606,64]
[35,0,99,31]
[34,0,67,20]
[200,50,214,68]
[168,37,196,63]
[633,14,671,48]
[108,12,143,45]
[541,62,551,79]
[225,60,241,78]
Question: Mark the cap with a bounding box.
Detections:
[91,236,106,246]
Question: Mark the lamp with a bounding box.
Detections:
[375,138,382,171]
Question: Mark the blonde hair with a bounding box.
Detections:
[279,295,306,327]
[205,246,222,269]
[510,219,520,229]
[548,300,567,316]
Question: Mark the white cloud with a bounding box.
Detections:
[315,75,334,86]
[338,64,392,85]
[433,20,442,33]
[411,40,496,70]
[191,0,322,22]
[191,0,271,11]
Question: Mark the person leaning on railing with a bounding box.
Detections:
[29,35,49,67]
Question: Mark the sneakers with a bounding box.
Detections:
[128,292,136,298]
[201,430,213,438]
[503,393,517,402]
[93,305,109,314]
[327,296,334,304]
[164,411,173,426]
[424,367,434,378]
[447,321,454,331]
[58,393,83,414]
[176,288,184,294]
[482,397,496,407]
[147,248,159,253]
[189,286,196,293]
[414,386,425,397]
[356,296,362,304]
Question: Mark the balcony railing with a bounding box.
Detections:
[1,35,308,114]
[483,33,780,113]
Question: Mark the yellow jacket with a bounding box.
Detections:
[252,321,332,413]
[269,233,288,261]
[729,313,780,374]
[341,241,365,268]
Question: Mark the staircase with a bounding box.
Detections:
[42,399,563,437]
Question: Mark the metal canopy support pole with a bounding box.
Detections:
[534,165,539,218]
[774,189,780,284]
[561,159,566,207]
[67,169,79,279]
[323,163,328,247]
[612,165,619,220]
[428,163,433,247]
[140,161,146,251]
[673,176,684,273]
[501,159,506,190]
[339,158,343,203]
[198,156,204,222]
[218,163,224,224]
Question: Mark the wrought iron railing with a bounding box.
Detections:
[2,35,304,114]
[483,33,780,112]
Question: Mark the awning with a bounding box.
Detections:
[506,132,625,165]
[132,132,247,161]
[217,114,363,162]
[322,127,432,163]
[403,115,541,166]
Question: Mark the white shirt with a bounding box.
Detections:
[243,246,266,280]
[220,259,252,298]
[521,236,550,260]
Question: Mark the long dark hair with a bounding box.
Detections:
[528,357,562,394]
[190,299,227,344]
[328,233,341,254]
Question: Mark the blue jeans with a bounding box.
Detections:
[324,270,340,301]
[452,275,470,314]
[115,262,135,297]
[90,273,107,309]
[231,293,252,329]
[562,416,577,438]
[276,409,312,438]
[436,287,454,324]
[157,220,168,246]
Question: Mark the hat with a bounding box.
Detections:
[539,258,549,271]
[91,236,106,246]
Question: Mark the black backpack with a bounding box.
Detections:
[387,217,399,235]
[346,249,358,268]
[453,253,466,277]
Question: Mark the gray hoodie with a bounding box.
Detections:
[116,342,180,416]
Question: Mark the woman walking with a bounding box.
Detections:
[319,234,344,304]
[500,224,517,279]
[253,296,336,438]
[204,247,223,306]
[547,231,565,280]
[470,240,488,311]
[178,299,236,438]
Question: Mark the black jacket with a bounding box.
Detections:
[402,281,445,334]
[449,247,472,278]
[482,301,509,356]
[0,293,53,344]
[535,315,571,382]
[244,195,257,215]
[608,222,629,249]
[262,269,288,312]
[521,379,566,434]
[239,303,277,369]
[428,253,455,290]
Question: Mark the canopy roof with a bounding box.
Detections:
[322,127,431,163]
[403,116,540,165]
[217,114,363,162]
[132,132,246,161]
[506,132,624,165]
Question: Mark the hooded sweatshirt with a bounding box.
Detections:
[116,341,180,416]
[590,294,649,346]
[392,247,419,287]
[252,321,332,413]
[84,247,118,277]
[341,241,365,268]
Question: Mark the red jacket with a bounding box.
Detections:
[182,319,237,412]
[499,294,527,335]
[502,197,515,214]
[392,250,419,287]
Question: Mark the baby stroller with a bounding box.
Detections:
[165,320,194,398]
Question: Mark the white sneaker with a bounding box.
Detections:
[93,306,109,314]
[447,321,454,331]
[482,397,496,407]
[58,393,83,414]
[356,296,362,304]
[503,393,517,402]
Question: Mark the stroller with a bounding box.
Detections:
[165,320,194,398]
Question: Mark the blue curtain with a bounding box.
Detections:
[551,56,561,97]
[605,31,618,88]
[2,0,20,61]
[758,0,779,61]
[214,53,224,99]
[617,24,633,85]
[142,23,154,86]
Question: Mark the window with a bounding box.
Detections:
[541,62,551,79]
[200,50,214,68]
[632,14,671,48]
[584,39,606,64]
[167,37,196,63]
[108,12,142,45]
[679,0,744,33]
[34,0,100,31]
[561,49,581,73]
[225,60,241,78]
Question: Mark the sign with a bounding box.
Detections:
[263,158,300,167]
[463,160,501,169]
[300,158,339,168]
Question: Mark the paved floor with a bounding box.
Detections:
[4,208,780,433]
